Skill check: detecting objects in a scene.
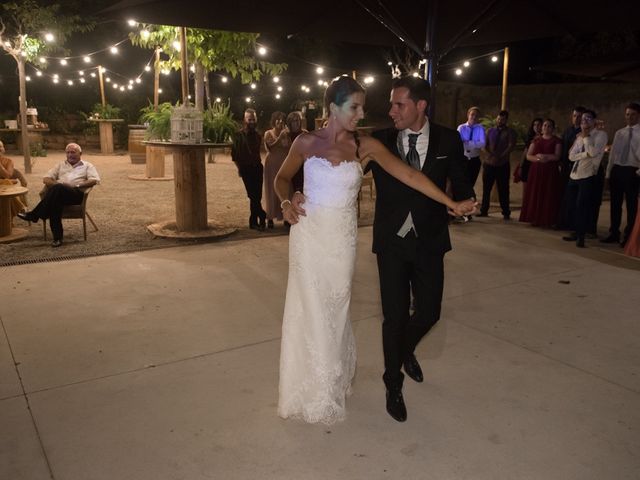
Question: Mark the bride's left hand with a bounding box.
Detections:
[448,198,478,217]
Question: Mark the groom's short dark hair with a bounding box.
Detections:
[392,76,431,108]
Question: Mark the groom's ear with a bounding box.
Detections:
[417,99,428,116]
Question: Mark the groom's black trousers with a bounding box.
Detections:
[376,230,444,390]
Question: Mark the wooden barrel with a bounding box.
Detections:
[128,125,147,164]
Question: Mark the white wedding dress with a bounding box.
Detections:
[278,156,363,424]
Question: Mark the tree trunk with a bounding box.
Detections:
[195,63,205,111]
[17,57,32,174]
[204,70,212,109]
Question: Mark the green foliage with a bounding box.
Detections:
[0,0,94,64]
[90,103,122,120]
[203,102,238,143]
[30,141,46,157]
[139,102,174,140]
[129,26,287,84]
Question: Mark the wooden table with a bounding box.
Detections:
[88,119,124,154]
[0,128,50,155]
[150,141,210,231]
[0,184,29,243]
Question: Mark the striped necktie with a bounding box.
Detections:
[407,133,421,170]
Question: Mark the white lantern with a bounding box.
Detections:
[170,104,203,144]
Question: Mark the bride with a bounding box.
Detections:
[274,76,474,424]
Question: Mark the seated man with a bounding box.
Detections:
[18,143,100,247]
[0,140,27,218]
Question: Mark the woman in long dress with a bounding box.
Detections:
[519,119,562,227]
[263,111,290,228]
[273,76,475,424]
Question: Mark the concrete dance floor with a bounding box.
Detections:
[1,219,639,479]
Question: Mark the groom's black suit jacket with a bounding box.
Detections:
[367,123,474,255]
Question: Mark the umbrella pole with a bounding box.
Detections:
[501,47,510,110]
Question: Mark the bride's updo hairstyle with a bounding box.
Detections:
[324,75,365,113]
[324,75,365,157]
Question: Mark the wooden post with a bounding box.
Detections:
[501,47,510,111]
[154,47,160,110]
[98,65,106,107]
[98,121,114,154]
[173,147,207,231]
[17,56,32,173]
[180,27,189,104]
[146,145,166,178]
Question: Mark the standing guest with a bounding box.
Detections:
[457,106,485,189]
[287,111,307,195]
[263,111,290,228]
[17,143,99,247]
[623,170,640,257]
[602,102,640,246]
[0,140,27,218]
[518,118,543,183]
[232,108,267,230]
[480,110,516,219]
[562,110,608,248]
[557,106,587,228]
[519,119,562,227]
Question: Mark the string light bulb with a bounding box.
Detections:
[60,59,67,66]
[455,68,463,76]
[491,55,499,62]
[250,83,256,89]
[258,46,267,56]
[463,60,470,67]
[127,19,138,27]
[221,76,228,83]
[363,76,374,84]
[83,56,91,63]
[44,33,54,42]
[110,46,118,54]
[273,76,280,83]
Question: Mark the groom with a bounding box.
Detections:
[367,76,476,422]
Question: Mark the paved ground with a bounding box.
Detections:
[1,215,638,479]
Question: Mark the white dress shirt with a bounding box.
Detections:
[397,119,430,237]
[568,129,608,180]
[606,123,640,178]
[46,160,101,185]
[457,122,486,159]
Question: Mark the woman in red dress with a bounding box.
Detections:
[519,119,562,227]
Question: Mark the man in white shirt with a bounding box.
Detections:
[562,110,608,247]
[457,106,486,189]
[18,143,100,247]
[601,102,640,246]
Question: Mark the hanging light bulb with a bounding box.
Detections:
[273,76,280,83]
[463,60,470,68]
[44,33,54,42]
[60,59,68,66]
[80,78,86,83]
[455,68,463,76]
[144,65,151,72]
[258,46,267,56]
[36,71,43,77]
[26,76,31,81]
[215,97,221,103]
[491,55,499,62]
[110,46,119,54]
[316,67,324,74]
[141,30,150,40]
[127,19,138,27]
[250,83,257,90]
[83,56,91,63]
[221,76,228,83]
[277,86,283,92]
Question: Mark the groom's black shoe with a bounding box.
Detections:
[403,354,423,383]
[386,388,407,422]
[17,211,38,223]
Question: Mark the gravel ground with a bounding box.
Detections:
[1,149,376,266]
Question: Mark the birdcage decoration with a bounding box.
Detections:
[170,104,203,143]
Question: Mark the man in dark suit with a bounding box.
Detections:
[366,76,475,422]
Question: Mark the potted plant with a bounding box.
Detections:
[139,102,173,141]
[203,101,237,144]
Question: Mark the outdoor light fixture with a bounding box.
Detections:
[141,30,150,40]
[129,79,134,84]
[106,77,111,82]
[317,80,324,86]
[258,46,267,56]
[412,72,419,78]
[387,61,393,66]
[301,85,307,91]
[120,86,125,91]
[275,94,281,99]
[67,80,73,85]
[463,61,470,67]
[245,97,251,103]
[90,72,96,77]
[316,67,324,74]
[277,86,283,92]
[144,65,151,72]
[221,76,228,83]
[172,41,181,51]
[127,19,138,27]
[39,57,46,63]
[215,97,221,103]
[99,66,106,73]
[491,56,499,62]
[80,78,85,83]
[44,33,54,42]
[26,76,31,81]
[455,68,463,75]
[190,65,195,72]
[363,76,374,84]
[53,74,59,79]
[135,78,141,83]
[52,78,59,84]
[83,56,91,63]
[78,70,84,76]
[36,71,42,76]
[250,83,256,89]
[113,83,118,88]
[110,46,118,54]
[273,76,280,83]
[158,88,163,93]
[60,59,67,66]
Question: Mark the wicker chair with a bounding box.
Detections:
[40,186,98,240]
